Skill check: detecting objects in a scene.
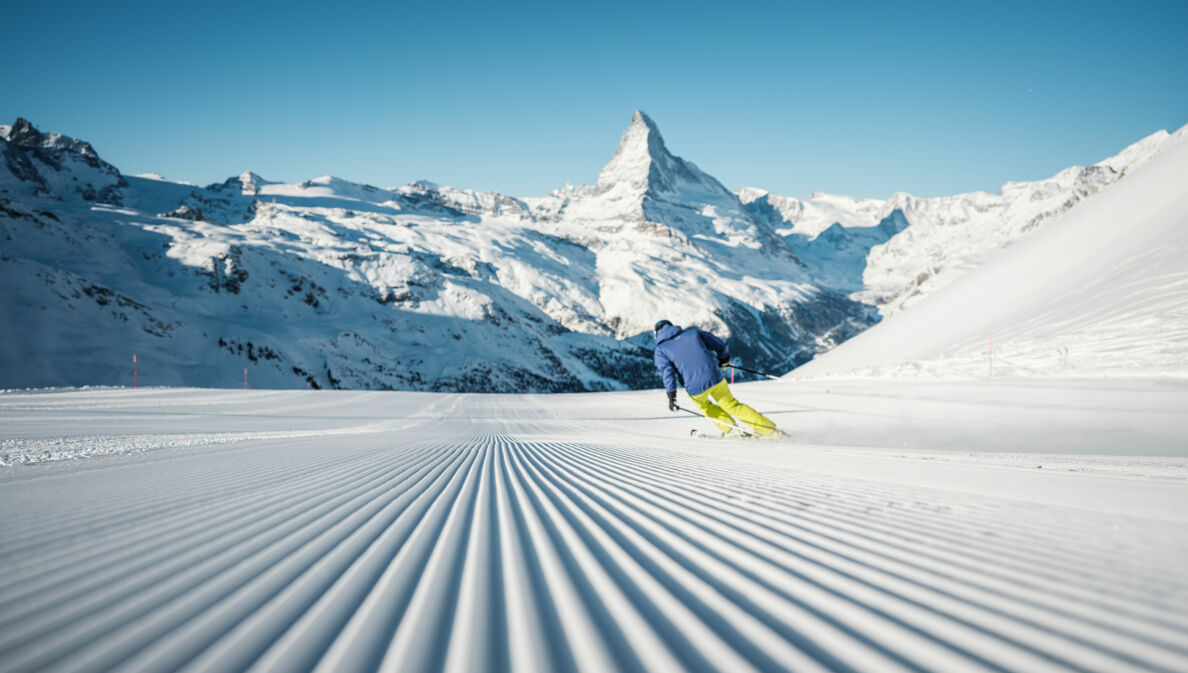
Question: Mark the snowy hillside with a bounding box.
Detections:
[0,113,872,391]
[792,125,1188,380]
[740,128,1178,315]
[4,111,1182,391]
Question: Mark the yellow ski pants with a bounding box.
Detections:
[689,379,777,436]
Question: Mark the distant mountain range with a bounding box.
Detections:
[793,123,1188,380]
[1,112,1178,390]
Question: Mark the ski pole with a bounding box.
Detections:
[684,402,779,434]
[673,405,706,420]
[674,405,754,437]
[721,364,780,380]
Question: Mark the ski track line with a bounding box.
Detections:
[526,442,1044,673]
[0,441,448,637]
[0,441,461,670]
[528,442,1186,672]
[567,443,1188,621]
[0,427,447,578]
[588,441,1188,606]
[2,411,1187,672]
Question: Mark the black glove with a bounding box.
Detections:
[718,358,731,368]
[667,390,678,411]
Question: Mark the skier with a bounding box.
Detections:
[653,319,780,438]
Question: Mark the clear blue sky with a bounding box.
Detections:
[4,0,1186,199]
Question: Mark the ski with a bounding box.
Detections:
[690,428,750,440]
[689,428,794,442]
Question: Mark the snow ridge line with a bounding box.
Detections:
[1,434,1185,673]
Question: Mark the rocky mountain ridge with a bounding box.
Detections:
[1,113,871,391]
[3,112,1178,391]
[737,128,1177,315]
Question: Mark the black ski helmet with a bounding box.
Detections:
[654,319,672,333]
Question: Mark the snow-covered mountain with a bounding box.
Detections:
[0,118,126,204]
[4,110,1181,391]
[792,124,1188,380]
[0,113,872,391]
[739,128,1177,315]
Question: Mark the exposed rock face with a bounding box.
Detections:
[0,118,126,204]
[159,204,205,221]
[511,111,858,374]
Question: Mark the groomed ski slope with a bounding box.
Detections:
[2,383,1186,673]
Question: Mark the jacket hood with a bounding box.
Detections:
[655,323,683,344]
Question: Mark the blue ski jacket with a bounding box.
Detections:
[654,324,730,396]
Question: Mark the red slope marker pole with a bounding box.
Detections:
[133,353,138,388]
[244,368,248,390]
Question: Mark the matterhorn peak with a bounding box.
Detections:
[596,110,675,190]
[629,110,661,134]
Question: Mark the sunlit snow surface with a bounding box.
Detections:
[791,125,1188,381]
[2,382,1186,673]
[4,113,1188,672]
[738,128,1178,317]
